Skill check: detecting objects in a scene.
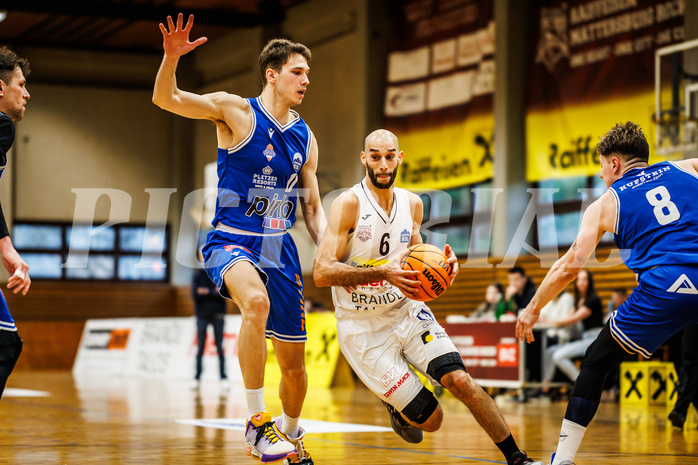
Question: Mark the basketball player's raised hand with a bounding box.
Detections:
[159,13,207,58]
[444,243,459,285]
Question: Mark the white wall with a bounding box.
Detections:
[14,84,172,222]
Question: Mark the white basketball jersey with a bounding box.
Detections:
[333,180,415,318]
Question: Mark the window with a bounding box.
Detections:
[535,175,613,249]
[13,221,169,282]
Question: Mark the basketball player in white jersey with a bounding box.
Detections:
[313,130,543,465]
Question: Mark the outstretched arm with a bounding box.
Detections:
[153,14,236,122]
[515,194,614,343]
[312,191,420,297]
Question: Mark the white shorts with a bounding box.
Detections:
[336,300,459,412]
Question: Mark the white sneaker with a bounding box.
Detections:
[274,417,313,464]
[245,412,297,463]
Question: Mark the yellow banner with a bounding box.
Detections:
[395,113,494,190]
[264,311,341,389]
[526,90,678,182]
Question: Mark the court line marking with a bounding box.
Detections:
[3,388,50,397]
[175,417,393,433]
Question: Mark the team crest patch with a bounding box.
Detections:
[400,229,410,243]
[356,225,372,243]
[263,144,276,162]
[292,152,303,172]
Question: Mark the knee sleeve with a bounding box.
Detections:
[426,351,466,383]
[402,386,439,424]
[572,325,632,401]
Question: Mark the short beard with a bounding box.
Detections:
[7,108,23,122]
[367,166,398,189]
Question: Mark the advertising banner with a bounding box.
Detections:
[73,316,243,381]
[442,321,522,387]
[527,0,685,181]
[384,0,495,189]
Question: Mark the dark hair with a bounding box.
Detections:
[574,269,597,306]
[612,287,627,296]
[508,266,526,276]
[595,121,649,163]
[491,282,505,295]
[0,47,30,86]
[258,38,311,88]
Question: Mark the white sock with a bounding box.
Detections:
[280,411,300,438]
[246,387,266,418]
[552,419,587,464]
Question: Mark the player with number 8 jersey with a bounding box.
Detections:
[516,122,698,465]
[610,163,698,271]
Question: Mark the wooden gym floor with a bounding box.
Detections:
[1,371,697,464]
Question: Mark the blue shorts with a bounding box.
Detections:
[202,230,306,342]
[609,265,698,358]
[0,290,14,332]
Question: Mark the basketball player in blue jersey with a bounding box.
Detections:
[516,121,698,465]
[0,47,32,399]
[313,129,543,465]
[153,14,325,465]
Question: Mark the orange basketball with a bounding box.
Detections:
[399,244,453,302]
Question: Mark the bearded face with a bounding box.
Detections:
[366,164,398,189]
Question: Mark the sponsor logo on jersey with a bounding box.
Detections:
[253,172,278,189]
[617,166,670,191]
[263,144,276,162]
[268,128,274,139]
[351,290,403,308]
[416,309,435,321]
[223,244,250,254]
[356,225,372,242]
[667,274,698,294]
[361,213,371,220]
[293,152,303,172]
[262,166,273,175]
[384,372,410,398]
[380,367,398,387]
[400,229,410,243]
[246,193,294,230]
[421,331,433,344]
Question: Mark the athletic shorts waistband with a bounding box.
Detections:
[215,222,288,236]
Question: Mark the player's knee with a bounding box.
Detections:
[402,386,440,430]
[440,370,477,400]
[418,403,443,432]
[427,352,467,384]
[279,365,307,386]
[242,293,270,327]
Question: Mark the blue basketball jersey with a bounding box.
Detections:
[211,97,311,233]
[609,161,698,273]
